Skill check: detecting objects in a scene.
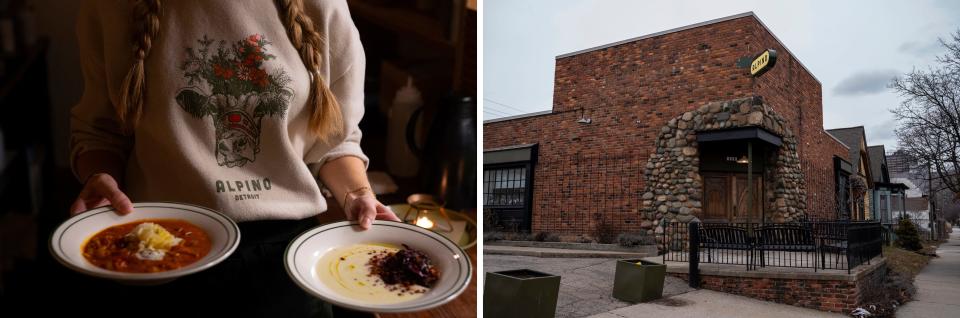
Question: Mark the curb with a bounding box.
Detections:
[484,246,654,258]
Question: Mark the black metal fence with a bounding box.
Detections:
[662,220,883,273]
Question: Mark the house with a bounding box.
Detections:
[484,12,851,237]
[825,126,874,220]
[904,196,932,231]
[866,145,909,224]
[890,177,920,219]
[886,149,944,235]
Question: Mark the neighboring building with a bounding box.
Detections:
[891,177,923,198]
[887,149,920,178]
[483,12,850,237]
[887,149,931,197]
[890,176,921,227]
[825,127,874,220]
[904,196,931,231]
[887,149,946,230]
[866,145,908,224]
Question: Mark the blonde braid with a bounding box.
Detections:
[277,0,344,141]
[117,0,161,133]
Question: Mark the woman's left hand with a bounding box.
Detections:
[345,193,402,230]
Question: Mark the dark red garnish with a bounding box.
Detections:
[368,244,439,289]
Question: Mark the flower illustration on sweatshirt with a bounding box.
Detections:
[176,34,293,168]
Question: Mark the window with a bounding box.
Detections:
[834,156,853,220]
[891,192,903,217]
[483,166,527,207]
[836,174,850,219]
[879,192,890,223]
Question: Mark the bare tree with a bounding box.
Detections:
[891,29,960,197]
[939,196,960,224]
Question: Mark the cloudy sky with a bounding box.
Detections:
[483,0,960,150]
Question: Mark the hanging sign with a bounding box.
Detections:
[750,49,777,77]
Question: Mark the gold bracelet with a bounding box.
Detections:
[342,186,372,209]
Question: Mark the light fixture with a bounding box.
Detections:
[576,108,591,124]
[736,155,750,164]
[403,194,454,232]
[415,216,435,229]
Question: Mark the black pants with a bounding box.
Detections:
[53,217,330,317]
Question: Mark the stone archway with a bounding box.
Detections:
[639,96,807,236]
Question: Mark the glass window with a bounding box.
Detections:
[482,166,529,207]
[880,193,890,223]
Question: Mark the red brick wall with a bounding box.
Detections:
[484,14,848,235]
[748,22,849,220]
[669,263,887,314]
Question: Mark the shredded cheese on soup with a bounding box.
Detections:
[126,222,183,260]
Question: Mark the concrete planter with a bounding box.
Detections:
[484,269,561,318]
[612,259,666,303]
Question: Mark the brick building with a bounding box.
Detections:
[483,12,850,238]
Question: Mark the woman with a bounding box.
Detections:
[66,0,398,316]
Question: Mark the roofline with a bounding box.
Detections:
[823,129,851,150]
[554,11,820,84]
[825,125,866,132]
[824,125,866,149]
[483,143,538,153]
[483,110,553,124]
[555,12,755,59]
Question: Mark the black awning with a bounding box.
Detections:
[484,144,538,165]
[834,156,854,175]
[696,127,783,147]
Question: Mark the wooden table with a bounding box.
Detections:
[319,202,477,318]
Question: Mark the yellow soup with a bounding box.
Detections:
[316,243,429,304]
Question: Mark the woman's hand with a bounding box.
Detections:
[344,193,401,230]
[69,173,134,216]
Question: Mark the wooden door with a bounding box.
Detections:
[702,173,730,221]
[733,174,763,222]
[700,172,763,222]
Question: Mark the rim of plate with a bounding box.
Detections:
[284,220,473,313]
[49,201,241,281]
[387,204,478,249]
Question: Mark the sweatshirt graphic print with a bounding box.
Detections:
[176,34,292,168]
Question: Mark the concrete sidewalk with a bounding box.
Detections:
[484,254,694,318]
[588,289,845,318]
[896,227,960,318]
[485,253,845,318]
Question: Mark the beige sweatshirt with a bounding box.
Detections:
[70,0,368,222]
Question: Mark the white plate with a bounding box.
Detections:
[285,220,472,313]
[49,202,240,284]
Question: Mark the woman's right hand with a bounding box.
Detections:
[69,173,134,216]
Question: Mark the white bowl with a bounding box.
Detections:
[285,220,472,313]
[49,202,240,284]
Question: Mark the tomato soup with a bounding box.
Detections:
[82,219,211,273]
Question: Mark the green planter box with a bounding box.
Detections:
[612,259,666,303]
[484,269,561,318]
